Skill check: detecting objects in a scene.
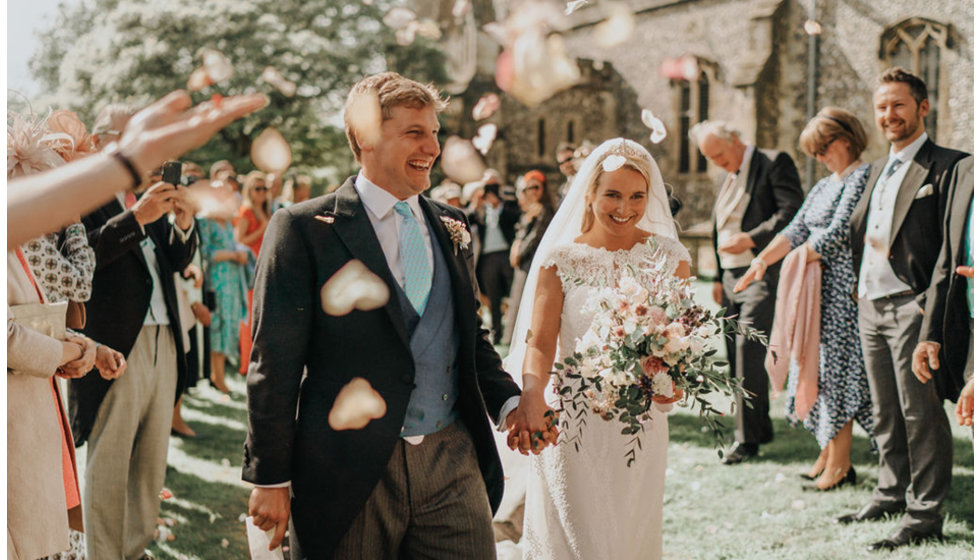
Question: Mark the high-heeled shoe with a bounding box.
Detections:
[799,472,819,481]
[209,377,231,394]
[802,466,856,491]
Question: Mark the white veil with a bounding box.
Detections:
[502,138,679,379]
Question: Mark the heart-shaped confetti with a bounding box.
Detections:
[202,48,234,83]
[472,123,497,155]
[187,67,212,91]
[594,2,635,48]
[441,136,487,184]
[250,127,292,174]
[602,154,626,172]
[346,90,383,149]
[261,66,297,97]
[328,377,388,430]
[472,93,500,121]
[642,109,668,144]
[320,260,390,316]
[383,7,417,30]
[565,0,590,15]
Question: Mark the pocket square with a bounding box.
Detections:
[914,183,934,199]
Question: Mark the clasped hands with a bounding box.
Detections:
[505,395,559,455]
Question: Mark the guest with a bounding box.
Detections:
[503,170,555,343]
[199,207,249,393]
[267,172,285,213]
[555,142,576,200]
[430,180,463,208]
[837,67,968,551]
[469,170,521,344]
[69,103,198,559]
[283,174,312,206]
[692,120,804,464]
[171,262,209,438]
[210,159,235,181]
[913,156,974,422]
[235,170,271,258]
[735,107,876,490]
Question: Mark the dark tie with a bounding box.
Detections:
[883,158,903,181]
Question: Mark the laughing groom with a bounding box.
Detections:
[243,72,530,558]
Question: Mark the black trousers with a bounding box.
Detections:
[477,251,513,344]
[721,266,777,445]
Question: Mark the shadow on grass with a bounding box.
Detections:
[150,467,250,559]
[173,420,247,464]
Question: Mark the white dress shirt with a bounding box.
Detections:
[354,174,434,290]
[858,132,928,300]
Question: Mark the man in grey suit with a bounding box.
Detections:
[244,73,546,558]
[692,121,804,465]
[839,68,968,550]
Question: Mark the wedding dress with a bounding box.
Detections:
[521,237,690,560]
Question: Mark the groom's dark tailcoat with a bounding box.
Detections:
[242,179,521,557]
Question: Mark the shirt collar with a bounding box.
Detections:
[354,172,424,221]
[890,132,928,164]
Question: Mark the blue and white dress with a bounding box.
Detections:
[781,162,875,448]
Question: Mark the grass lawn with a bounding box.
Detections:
[144,280,974,558]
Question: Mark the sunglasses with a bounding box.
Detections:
[524,185,541,192]
[815,137,838,157]
[253,186,269,192]
[558,157,573,165]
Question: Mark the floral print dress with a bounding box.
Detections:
[198,217,248,365]
[780,163,875,448]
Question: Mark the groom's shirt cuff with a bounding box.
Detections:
[254,482,291,488]
[495,395,522,431]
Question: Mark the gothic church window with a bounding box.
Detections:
[671,59,714,175]
[880,18,952,139]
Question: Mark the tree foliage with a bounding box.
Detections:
[28,0,448,179]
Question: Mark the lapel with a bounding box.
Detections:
[418,197,475,326]
[743,149,764,198]
[851,156,887,239]
[324,180,410,349]
[888,140,934,248]
[107,197,152,271]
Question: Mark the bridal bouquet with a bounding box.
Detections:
[552,239,764,465]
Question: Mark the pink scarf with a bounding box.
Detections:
[765,245,821,420]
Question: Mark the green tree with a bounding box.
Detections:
[29,0,447,179]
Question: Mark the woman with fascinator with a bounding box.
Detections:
[504,138,690,559]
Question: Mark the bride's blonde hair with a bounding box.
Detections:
[580,140,653,233]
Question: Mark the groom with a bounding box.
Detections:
[244,72,532,558]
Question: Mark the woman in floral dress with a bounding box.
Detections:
[736,107,875,490]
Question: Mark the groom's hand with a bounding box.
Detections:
[249,487,290,550]
[506,400,559,455]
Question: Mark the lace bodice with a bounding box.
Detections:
[542,235,691,356]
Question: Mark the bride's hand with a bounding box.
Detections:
[651,386,684,405]
[506,394,559,455]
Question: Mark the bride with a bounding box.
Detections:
[504,138,691,559]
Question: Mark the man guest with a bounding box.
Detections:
[692,120,804,465]
[838,67,968,551]
[243,72,546,558]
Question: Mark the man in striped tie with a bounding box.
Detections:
[244,72,544,559]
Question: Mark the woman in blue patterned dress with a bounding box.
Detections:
[735,107,875,490]
[198,205,249,393]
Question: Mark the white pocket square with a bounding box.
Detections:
[914,183,934,199]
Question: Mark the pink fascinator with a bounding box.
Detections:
[7,113,66,178]
[46,109,97,161]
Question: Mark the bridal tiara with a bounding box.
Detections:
[600,139,648,172]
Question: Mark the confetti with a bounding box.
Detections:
[791,499,806,510]
[471,93,501,121]
[641,109,667,144]
[250,127,292,174]
[383,7,417,30]
[594,2,635,48]
[261,66,297,97]
[159,488,173,500]
[472,123,497,155]
[345,90,383,149]
[328,377,388,430]
[565,0,590,15]
[187,67,212,91]
[320,260,390,316]
[804,19,823,36]
[440,136,487,184]
[452,0,471,19]
[602,154,626,172]
[202,48,234,83]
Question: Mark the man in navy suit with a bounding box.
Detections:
[244,73,544,558]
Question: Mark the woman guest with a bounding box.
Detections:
[199,194,249,393]
[234,171,270,375]
[503,170,555,343]
[735,107,876,490]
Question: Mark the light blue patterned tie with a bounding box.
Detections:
[394,201,432,315]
